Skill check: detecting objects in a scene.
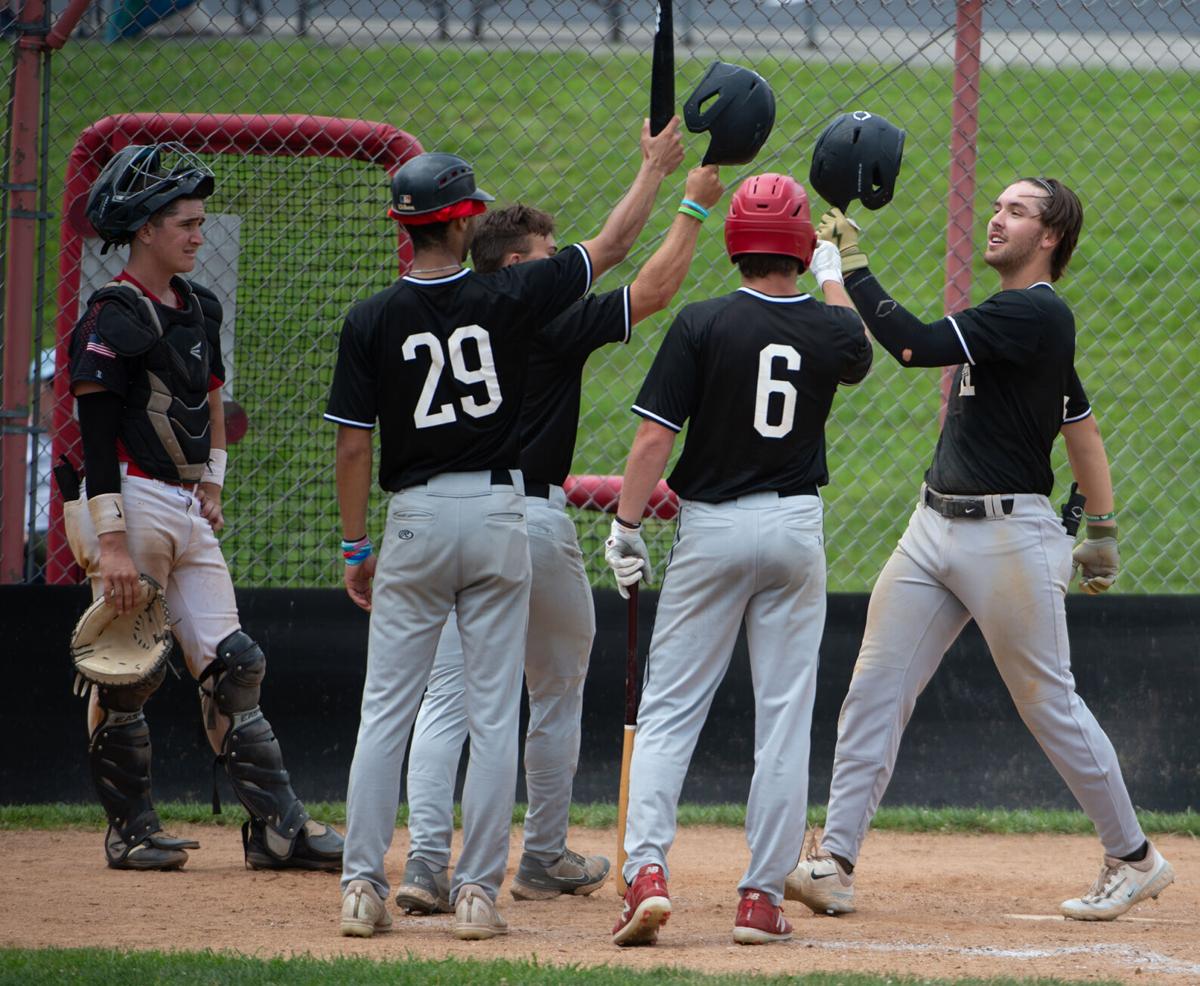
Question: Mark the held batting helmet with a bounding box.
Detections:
[724,173,817,270]
[683,61,775,166]
[809,111,906,211]
[388,152,494,224]
[86,143,215,250]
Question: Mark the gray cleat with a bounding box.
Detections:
[394,857,452,914]
[511,847,610,900]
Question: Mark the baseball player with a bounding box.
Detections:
[396,159,723,915]
[65,143,344,872]
[603,173,872,946]
[786,178,1174,921]
[329,142,659,940]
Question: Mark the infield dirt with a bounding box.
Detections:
[1,827,1195,983]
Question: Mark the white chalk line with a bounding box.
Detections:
[1004,912,1193,925]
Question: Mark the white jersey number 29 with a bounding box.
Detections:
[402,325,503,429]
[753,343,801,439]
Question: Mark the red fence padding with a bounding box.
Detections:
[565,475,679,521]
[46,114,424,583]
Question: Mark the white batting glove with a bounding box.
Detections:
[1073,524,1119,594]
[809,239,844,287]
[604,519,652,600]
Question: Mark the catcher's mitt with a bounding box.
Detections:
[70,575,173,690]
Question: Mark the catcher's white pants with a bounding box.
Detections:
[68,470,241,736]
[821,490,1146,866]
[622,493,826,906]
[341,471,530,904]
[405,489,595,868]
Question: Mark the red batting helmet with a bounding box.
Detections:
[724,173,817,270]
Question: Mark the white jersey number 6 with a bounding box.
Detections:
[402,325,503,429]
[753,343,801,439]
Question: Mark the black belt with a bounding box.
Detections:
[490,469,517,487]
[924,487,1014,519]
[525,481,552,499]
[779,482,819,498]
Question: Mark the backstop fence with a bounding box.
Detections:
[2,1,1198,591]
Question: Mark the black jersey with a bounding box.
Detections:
[927,282,1081,496]
[632,287,872,503]
[324,244,591,491]
[519,285,630,487]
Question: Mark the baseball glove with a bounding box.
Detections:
[70,575,173,691]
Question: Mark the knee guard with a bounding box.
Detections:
[200,629,340,868]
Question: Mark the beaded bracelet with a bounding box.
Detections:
[341,535,373,565]
[678,198,709,222]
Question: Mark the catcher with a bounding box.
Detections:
[64,143,343,872]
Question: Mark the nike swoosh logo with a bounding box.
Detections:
[810,872,837,881]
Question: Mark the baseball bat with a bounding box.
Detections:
[649,1,674,136]
[616,582,639,895]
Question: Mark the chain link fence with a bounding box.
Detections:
[4,0,1198,590]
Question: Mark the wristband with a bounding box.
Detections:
[1085,510,1116,522]
[678,204,707,223]
[614,514,641,531]
[88,492,127,536]
[1085,522,1117,540]
[202,448,227,488]
[680,198,710,219]
[341,535,373,565]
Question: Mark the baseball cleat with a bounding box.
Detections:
[104,827,196,871]
[454,883,509,940]
[395,857,452,914]
[511,847,610,900]
[785,851,856,915]
[733,888,793,945]
[612,863,671,947]
[243,818,344,871]
[340,880,393,938]
[1061,843,1175,921]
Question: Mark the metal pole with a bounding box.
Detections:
[940,0,983,421]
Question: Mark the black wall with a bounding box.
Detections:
[3,586,1197,811]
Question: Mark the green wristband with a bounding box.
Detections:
[678,204,707,222]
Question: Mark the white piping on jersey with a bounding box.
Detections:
[736,287,813,303]
[571,243,594,297]
[323,412,374,429]
[945,314,976,366]
[1028,281,1054,291]
[401,268,472,286]
[1063,405,1093,424]
[631,404,682,433]
[620,285,631,344]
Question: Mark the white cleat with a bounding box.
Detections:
[1061,843,1175,921]
[454,883,509,940]
[341,879,394,938]
[785,852,856,916]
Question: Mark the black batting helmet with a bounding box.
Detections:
[809,111,906,211]
[388,152,494,223]
[683,62,775,166]
[86,143,215,250]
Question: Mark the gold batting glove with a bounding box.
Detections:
[1073,524,1119,595]
[817,207,869,273]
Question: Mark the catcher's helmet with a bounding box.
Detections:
[683,62,775,166]
[86,143,215,250]
[389,152,494,222]
[725,173,817,269]
[809,110,906,211]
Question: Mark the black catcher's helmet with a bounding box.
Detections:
[683,62,775,166]
[388,152,494,222]
[809,111,906,211]
[86,143,215,250]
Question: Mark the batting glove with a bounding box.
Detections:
[809,240,844,287]
[817,208,869,273]
[604,519,652,600]
[1073,524,1119,594]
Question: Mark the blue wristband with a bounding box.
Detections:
[680,198,709,220]
[341,536,373,566]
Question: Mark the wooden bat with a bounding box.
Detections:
[616,583,639,895]
[649,1,674,136]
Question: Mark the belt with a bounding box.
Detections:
[525,482,551,499]
[779,482,819,498]
[121,460,198,489]
[490,468,517,487]
[924,487,1014,519]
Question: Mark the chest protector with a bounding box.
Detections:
[90,279,222,483]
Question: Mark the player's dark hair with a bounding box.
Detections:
[1020,177,1083,281]
[404,220,454,252]
[471,204,556,273]
[735,253,801,280]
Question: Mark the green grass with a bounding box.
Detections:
[0,949,1126,986]
[37,39,1200,591]
[3,801,1197,836]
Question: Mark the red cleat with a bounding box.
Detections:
[612,863,671,946]
[733,888,793,945]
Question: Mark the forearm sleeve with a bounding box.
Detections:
[76,391,123,496]
[845,269,970,368]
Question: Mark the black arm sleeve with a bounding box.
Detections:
[76,391,123,496]
[845,268,971,368]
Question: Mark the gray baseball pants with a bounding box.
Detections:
[340,470,530,904]
[821,488,1146,865]
[622,492,827,905]
[406,487,595,868]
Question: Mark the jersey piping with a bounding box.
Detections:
[737,287,813,304]
[631,404,683,433]
[945,315,976,365]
